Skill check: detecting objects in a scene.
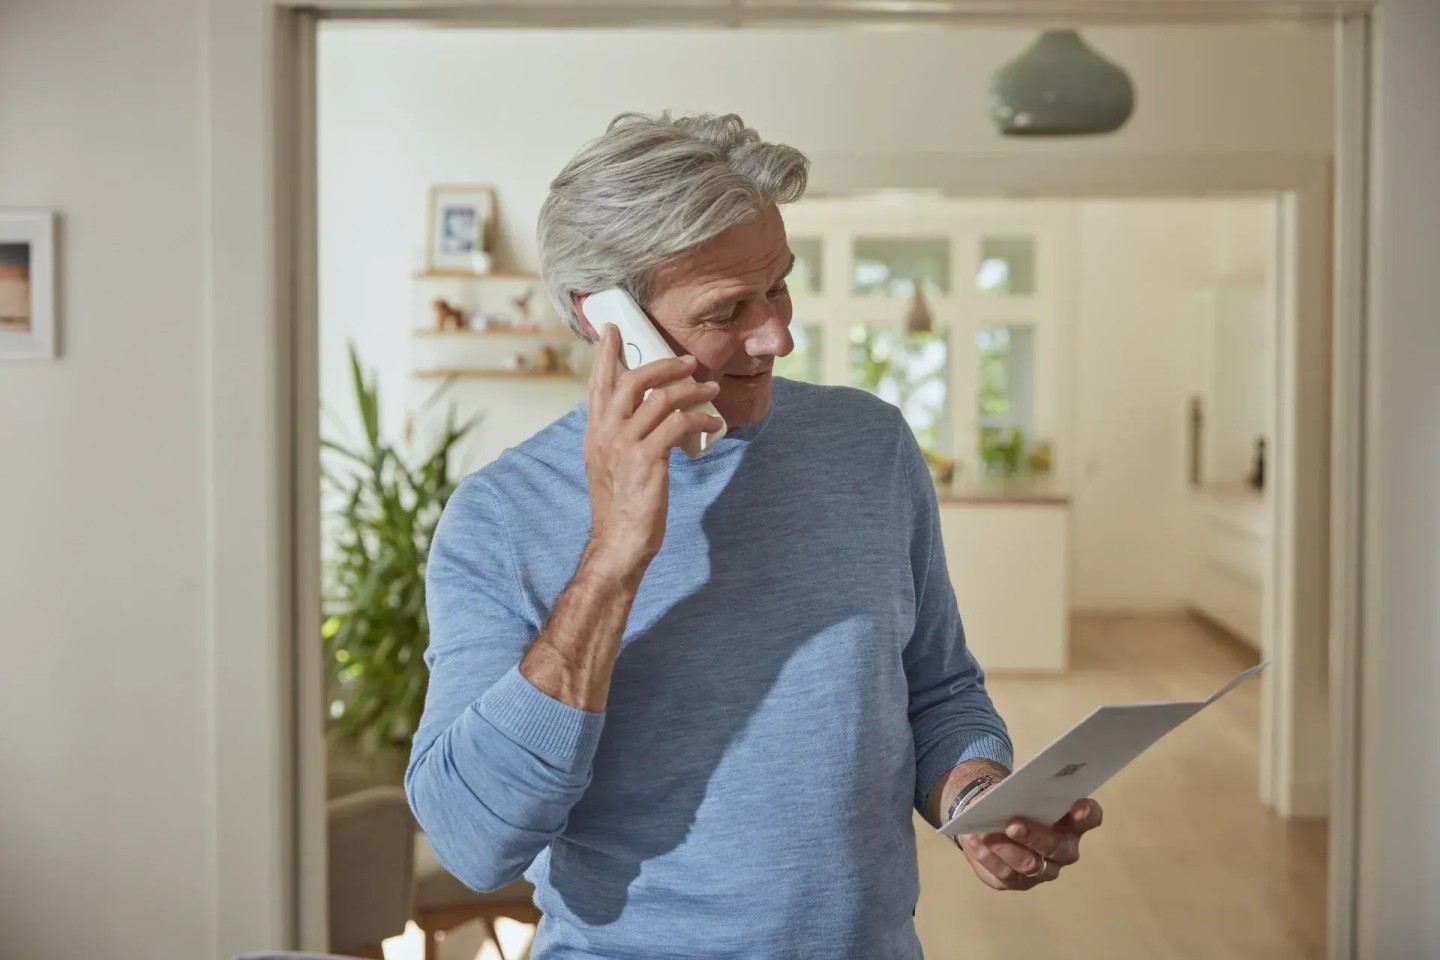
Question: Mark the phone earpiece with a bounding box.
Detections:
[584,289,728,458]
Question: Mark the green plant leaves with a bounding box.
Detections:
[322,344,477,758]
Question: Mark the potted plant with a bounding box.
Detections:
[979,425,1027,476]
[321,347,475,784]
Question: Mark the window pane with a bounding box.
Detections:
[976,236,1036,297]
[852,238,951,297]
[774,322,823,383]
[788,237,823,297]
[977,323,1037,472]
[849,324,951,455]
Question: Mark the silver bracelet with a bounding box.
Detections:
[947,773,1004,845]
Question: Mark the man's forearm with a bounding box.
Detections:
[520,541,641,712]
[925,757,1012,828]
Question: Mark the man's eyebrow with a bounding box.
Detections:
[692,254,797,318]
[692,289,745,318]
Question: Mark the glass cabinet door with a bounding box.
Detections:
[774,322,823,383]
[976,323,1038,471]
[775,199,1069,481]
[849,324,951,455]
[852,238,951,298]
[975,235,1036,297]
[788,237,824,297]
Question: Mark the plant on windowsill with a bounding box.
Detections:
[979,425,1028,477]
[322,346,475,771]
[922,449,956,486]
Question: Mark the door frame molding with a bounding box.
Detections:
[285,0,1372,26]
[1328,14,1370,959]
[208,3,1370,957]
[205,4,319,956]
[803,149,1334,821]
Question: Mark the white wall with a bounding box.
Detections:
[317,23,1334,456]
[1070,198,1275,611]
[0,2,214,959]
[1358,1,1440,955]
[1209,202,1279,483]
[3,5,1437,958]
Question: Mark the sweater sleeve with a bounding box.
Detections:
[405,474,605,892]
[898,427,1014,816]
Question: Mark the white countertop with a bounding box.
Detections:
[934,474,1070,506]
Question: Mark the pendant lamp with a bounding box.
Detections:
[988,30,1135,136]
[905,283,933,335]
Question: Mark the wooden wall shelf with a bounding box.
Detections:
[412,269,541,282]
[414,328,572,340]
[412,368,579,381]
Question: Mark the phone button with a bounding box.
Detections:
[624,342,643,369]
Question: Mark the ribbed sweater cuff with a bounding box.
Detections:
[916,731,1015,814]
[478,665,605,774]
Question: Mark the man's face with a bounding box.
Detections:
[641,204,796,428]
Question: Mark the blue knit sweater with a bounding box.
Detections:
[407,377,1013,959]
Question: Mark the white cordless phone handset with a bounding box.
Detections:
[583,288,728,460]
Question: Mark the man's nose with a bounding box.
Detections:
[746,305,793,358]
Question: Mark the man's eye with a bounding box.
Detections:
[768,283,789,299]
[700,306,740,326]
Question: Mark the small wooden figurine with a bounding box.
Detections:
[511,288,535,330]
[432,298,467,332]
[538,344,574,376]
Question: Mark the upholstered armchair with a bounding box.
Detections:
[327,786,416,958]
[266,784,539,960]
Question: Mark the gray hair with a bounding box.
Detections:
[537,112,810,340]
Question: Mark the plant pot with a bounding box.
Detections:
[326,733,409,799]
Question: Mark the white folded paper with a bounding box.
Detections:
[939,660,1270,837]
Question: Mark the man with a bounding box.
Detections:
[407,112,1103,959]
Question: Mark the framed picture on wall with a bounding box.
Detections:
[425,184,496,275]
[0,211,57,360]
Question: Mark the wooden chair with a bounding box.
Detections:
[412,832,541,960]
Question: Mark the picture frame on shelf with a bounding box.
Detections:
[425,184,496,274]
[0,211,57,360]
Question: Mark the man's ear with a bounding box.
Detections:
[571,291,598,340]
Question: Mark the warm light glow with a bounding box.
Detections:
[382,918,536,960]
[382,921,424,960]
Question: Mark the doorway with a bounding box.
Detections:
[247,9,1361,960]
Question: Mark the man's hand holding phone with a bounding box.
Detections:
[582,325,724,587]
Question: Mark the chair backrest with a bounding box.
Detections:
[327,785,416,953]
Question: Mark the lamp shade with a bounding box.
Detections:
[904,285,933,334]
[988,30,1135,136]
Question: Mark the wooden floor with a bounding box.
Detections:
[914,613,1328,960]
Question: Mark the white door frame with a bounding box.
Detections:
[1327,14,1369,958]
[804,152,1333,818]
[206,3,310,956]
[208,3,1371,957]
